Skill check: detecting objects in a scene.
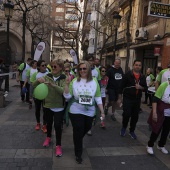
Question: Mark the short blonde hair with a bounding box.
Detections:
[77,61,92,82]
[64,63,71,69]
[51,59,64,69]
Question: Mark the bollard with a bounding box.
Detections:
[0,92,5,108]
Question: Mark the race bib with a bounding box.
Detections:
[79,95,92,105]
[115,73,122,80]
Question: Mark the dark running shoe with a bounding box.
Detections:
[111,114,116,121]
[76,157,82,164]
[129,132,137,139]
[120,128,126,137]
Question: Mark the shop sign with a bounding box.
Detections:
[148,1,170,19]
[154,47,161,56]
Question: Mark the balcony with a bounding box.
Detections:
[108,1,119,14]
[119,0,129,8]
[117,29,127,44]
[104,29,129,48]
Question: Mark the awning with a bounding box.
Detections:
[130,40,164,49]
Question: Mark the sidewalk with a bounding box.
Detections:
[0,79,170,170]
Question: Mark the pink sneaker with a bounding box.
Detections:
[35,123,41,130]
[43,137,51,147]
[100,122,105,128]
[56,145,62,157]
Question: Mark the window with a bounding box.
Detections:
[55,32,63,37]
[66,0,78,2]
[54,40,62,45]
[65,22,77,28]
[89,39,94,46]
[56,7,64,12]
[56,0,63,3]
[87,13,91,22]
[66,8,75,13]
[65,14,78,20]
[143,6,158,26]
[65,33,74,38]
[55,16,64,20]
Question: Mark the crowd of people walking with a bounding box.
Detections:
[12,56,170,164]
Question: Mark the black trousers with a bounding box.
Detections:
[148,116,170,147]
[44,108,64,146]
[69,113,93,158]
[20,81,30,102]
[122,97,141,132]
[33,98,46,125]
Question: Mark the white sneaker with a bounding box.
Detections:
[157,145,168,154]
[146,146,154,155]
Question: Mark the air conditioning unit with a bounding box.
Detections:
[135,27,148,39]
[154,34,161,40]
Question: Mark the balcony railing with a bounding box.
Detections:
[103,29,128,48]
[108,1,119,14]
[117,29,127,43]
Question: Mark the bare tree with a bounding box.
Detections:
[90,8,115,63]
[52,0,91,62]
[13,0,44,61]
[26,4,51,58]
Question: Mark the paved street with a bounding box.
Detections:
[0,79,170,170]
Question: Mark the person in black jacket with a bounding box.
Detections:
[105,58,124,121]
[117,59,147,139]
[0,59,6,91]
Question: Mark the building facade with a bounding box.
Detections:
[0,0,50,65]
[92,0,170,72]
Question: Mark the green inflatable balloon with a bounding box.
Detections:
[34,83,48,100]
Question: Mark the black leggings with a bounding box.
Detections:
[33,98,46,125]
[69,113,93,157]
[44,108,64,146]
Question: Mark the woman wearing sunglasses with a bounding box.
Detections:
[64,63,74,80]
[31,60,49,133]
[64,61,105,164]
[99,66,108,128]
[33,59,66,157]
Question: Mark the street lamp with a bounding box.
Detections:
[3,0,14,91]
[112,12,121,61]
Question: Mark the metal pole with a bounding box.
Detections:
[5,16,10,91]
[113,27,117,62]
[22,12,26,62]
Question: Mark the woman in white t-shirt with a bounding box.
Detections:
[147,78,170,155]
[23,60,37,109]
[30,60,48,133]
[64,61,105,164]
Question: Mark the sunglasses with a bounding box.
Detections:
[65,70,70,72]
[79,68,87,71]
[101,70,106,72]
[51,65,57,69]
[41,64,46,67]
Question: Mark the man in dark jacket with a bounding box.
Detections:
[105,58,124,121]
[117,59,147,139]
